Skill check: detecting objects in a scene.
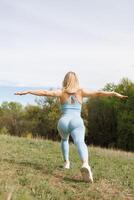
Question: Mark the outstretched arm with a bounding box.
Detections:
[14,89,62,97]
[81,89,128,99]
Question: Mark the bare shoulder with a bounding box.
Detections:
[55,88,62,96]
[76,88,83,96]
[80,88,97,97]
[79,88,89,96]
[45,88,62,97]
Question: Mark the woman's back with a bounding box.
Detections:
[59,89,83,115]
[60,89,83,105]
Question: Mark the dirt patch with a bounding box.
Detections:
[90,179,134,200]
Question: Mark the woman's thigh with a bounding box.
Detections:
[69,117,86,142]
[57,116,71,140]
[69,117,85,132]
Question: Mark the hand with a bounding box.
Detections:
[14,91,28,95]
[116,94,128,99]
[119,95,128,99]
[113,92,128,99]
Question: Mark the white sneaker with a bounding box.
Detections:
[80,163,93,183]
[64,161,70,169]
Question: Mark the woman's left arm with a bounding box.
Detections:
[14,89,62,97]
[95,91,128,99]
[81,89,128,99]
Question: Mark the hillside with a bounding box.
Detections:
[0,134,133,200]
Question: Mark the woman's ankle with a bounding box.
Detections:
[82,160,89,165]
[64,160,70,169]
[64,160,70,163]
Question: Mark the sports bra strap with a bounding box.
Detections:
[66,94,79,104]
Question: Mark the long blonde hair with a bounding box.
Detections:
[62,71,80,93]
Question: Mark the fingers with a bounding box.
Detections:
[14,92,22,95]
[121,95,128,99]
[14,92,19,95]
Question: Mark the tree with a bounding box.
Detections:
[86,97,117,148]
[0,102,24,136]
[86,77,134,151]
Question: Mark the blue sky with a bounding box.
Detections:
[0,86,49,105]
[0,0,134,98]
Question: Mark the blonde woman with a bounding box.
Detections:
[15,71,128,182]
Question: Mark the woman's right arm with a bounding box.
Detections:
[81,88,128,99]
[14,89,62,97]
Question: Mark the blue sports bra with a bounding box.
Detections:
[60,94,82,113]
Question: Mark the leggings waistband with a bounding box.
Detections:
[61,110,81,117]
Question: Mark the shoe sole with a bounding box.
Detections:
[80,167,93,182]
[64,163,70,169]
[64,166,70,169]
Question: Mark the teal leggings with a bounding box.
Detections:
[57,112,89,161]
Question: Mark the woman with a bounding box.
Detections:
[15,71,128,182]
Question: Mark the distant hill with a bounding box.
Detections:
[0,86,54,105]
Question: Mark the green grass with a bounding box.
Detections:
[0,134,133,200]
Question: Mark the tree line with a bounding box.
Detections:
[0,78,134,151]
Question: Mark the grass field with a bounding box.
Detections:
[0,134,133,200]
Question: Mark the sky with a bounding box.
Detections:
[0,0,134,92]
